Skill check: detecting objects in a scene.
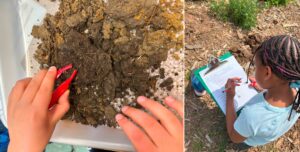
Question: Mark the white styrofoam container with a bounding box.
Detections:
[0,0,134,151]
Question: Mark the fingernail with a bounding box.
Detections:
[49,66,56,72]
[137,96,147,103]
[115,114,124,121]
[121,106,129,113]
[66,90,70,96]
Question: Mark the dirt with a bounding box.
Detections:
[185,1,300,151]
[32,0,183,127]
[160,77,174,91]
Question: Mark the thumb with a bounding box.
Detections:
[49,90,70,124]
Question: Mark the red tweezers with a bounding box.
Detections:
[48,64,77,109]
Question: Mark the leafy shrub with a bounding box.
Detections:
[211,0,258,29]
[211,0,228,21]
[228,0,258,29]
[265,0,292,7]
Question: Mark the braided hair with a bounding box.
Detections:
[254,35,300,120]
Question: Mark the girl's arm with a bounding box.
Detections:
[225,78,246,143]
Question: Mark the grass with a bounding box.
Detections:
[215,122,229,152]
[185,70,191,81]
[192,140,204,151]
[218,138,228,152]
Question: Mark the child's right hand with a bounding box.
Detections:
[225,77,242,99]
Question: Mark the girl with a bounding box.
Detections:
[225,35,300,147]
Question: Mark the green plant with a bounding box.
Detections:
[211,0,228,21]
[185,70,191,81]
[265,0,292,7]
[192,140,204,151]
[228,0,258,29]
[210,0,258,29]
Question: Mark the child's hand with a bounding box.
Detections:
[116,96,183,152]
[225,77,242,99]
[7,67,70,152]
[248,77,263,92]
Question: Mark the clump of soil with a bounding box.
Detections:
[32,0,183,127]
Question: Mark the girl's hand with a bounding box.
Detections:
[225,77,242,99]
[116,96,183,152]
[249,77,263,92]
[7,67,70,152]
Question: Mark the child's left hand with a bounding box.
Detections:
[225,77,242,99]
[7,67,70,152]
[248,77,263,92]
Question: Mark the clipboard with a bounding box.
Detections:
[193,52,258,114]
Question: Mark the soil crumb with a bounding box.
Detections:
[32,0,183,127]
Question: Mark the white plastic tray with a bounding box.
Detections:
[0,0,134,151]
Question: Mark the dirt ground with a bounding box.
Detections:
[32,0,183,127]
[185,1,300,151]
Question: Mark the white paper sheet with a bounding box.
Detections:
[199,56,258,114]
